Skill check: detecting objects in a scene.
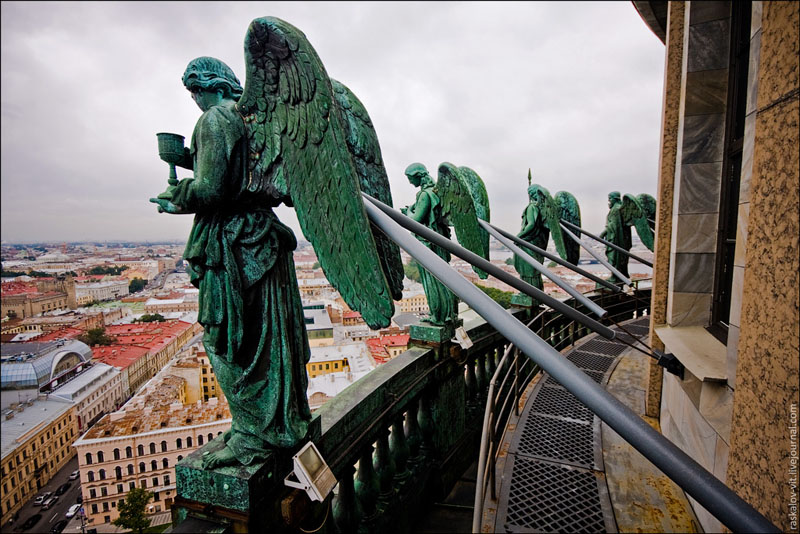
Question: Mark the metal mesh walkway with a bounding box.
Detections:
[494,315,650,533]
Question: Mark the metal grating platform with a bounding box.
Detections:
[514,414,595,469]
[530,384,594,423]
[579,338,629,356]
[504,457,608,533]
[567,351,617,373]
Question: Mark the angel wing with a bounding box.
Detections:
[458,166,491,276]
[621,194,654,251]
[237,16,394,329]
[330,79,404,301]
[637,193,657,231]
[537,187,568,262]
[554,191,581,265]
[437,163,489,279]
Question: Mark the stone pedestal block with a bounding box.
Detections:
[410,319,462,345]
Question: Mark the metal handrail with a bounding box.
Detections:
[361,196,778,533]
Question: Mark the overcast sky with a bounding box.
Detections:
[1,1,665,244]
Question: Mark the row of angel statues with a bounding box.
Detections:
[149,16,656,468]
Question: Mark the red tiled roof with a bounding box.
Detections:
[343,311,362,319]
[92,344,149,369]
[31,327,84,342]
[1,282,39,296]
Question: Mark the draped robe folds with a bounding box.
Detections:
[514,203,549,291]
[170,100,311,464]
[409,183,459,325]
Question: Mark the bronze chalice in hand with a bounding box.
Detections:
[156,132,185,199]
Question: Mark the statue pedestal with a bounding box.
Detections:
[410,319,462,345]
[511,292,535,308]
[172,416,321,532]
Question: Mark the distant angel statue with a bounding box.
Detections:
[553,190,582,265]
[401,162,490,326]
[150,17,402,468]
[513,172,568,291]
[601,191,654,284]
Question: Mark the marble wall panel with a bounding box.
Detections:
[684,69,729,115]
[687,19,731,73]
[686,495,722,534]
[672,253,715,293]
[733,202,750,267]
[675,213,718,253]
[746,29,762,116]
[713,434,729,481]
[677,162,722,214]
[680,387,718,470]
[740,111,756,203]
[727,265,745,328]
[750,1,763,39]
[680,113,726,164]
[699,382,733,443]
[667,291,712,327]
[678,368,702,409]
[689,1,730,25]
[725,324,739,390]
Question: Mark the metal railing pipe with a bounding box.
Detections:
[363,194,615,340]
[362,198,778,534]
[560,223,633,286]
[561,219,653,267]
[487,222,620,292]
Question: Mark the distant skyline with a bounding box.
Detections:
[1,2,665,243]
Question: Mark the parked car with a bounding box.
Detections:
[68,470,79,480]
[65,504,81,518]
[20,513,42,531]
[55,482,71,496]
[50,519,68,534]
[41,496,59,510]
[33,492,52,506]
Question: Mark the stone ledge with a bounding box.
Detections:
[654,324,727,382]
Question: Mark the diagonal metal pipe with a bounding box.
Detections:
[487,222,620,292]
[361,197,778,534]
[363,193,615,340]
[478,219,606,317]
[561,219,654,267]
[560,223,633,286]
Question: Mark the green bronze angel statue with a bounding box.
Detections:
[150,17,403,468]
[401,162,490,326]
[513,171,571,291]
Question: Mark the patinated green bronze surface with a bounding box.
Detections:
[151,17,399,469]
[402,163,459,326]
[554,190,582,264]
[600,191,631,285]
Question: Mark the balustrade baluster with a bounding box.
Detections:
[405,400,422,466]
[418,393,434,454]
[475,351,487,393]
[390,416,410,481]
[465,357,477,402]
[332,464,359,534]
[354,444,379,521]
[374,428,396,500]
[486,346,497,378]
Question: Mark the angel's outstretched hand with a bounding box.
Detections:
[150,197,184,214]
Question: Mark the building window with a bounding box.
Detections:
[101,487,108,497]
[149,443,156,455]
[85,453,93,465]
[127,464,134,476]
[186,437,193,448]
[162,459,169,469]
[176,439,182,449]
[88,471,95,482]
[117,484,123,494]
[97,451,104,462]
[138,445,144,456]
[91,504,98,514]
[99,469,105,480]
[161,441,167,452]
[90,489,97,499]
[710,0,753,341]
[139,462,146,473]
[177,455,183,462]
[113,448,120,461]
[115,467,122,480]
[164,475,170,486]
[129,482,135,490]
[208,433,213,442]
[152,477,158,488]
[198,435,203,446]
[150,460,157,471]
[126,446,132,459]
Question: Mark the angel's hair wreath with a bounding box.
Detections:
[527,183,550,201]
[182,57,244,100]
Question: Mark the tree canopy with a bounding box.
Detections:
[403,260,421,283]
[112,487,152,534]
[129,277,147,293]
[78,327,116,346]
[474,284,513,309]
[135,313,166,323]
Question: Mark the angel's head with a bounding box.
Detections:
[608,191,621,208]
[405,163,430,187]
[527,184,550,205]
[182,57,244,111]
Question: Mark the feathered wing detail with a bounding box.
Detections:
[330,78,404,301]
[637,193,657,231]
[237,17,394,329]
[541,191,567,262]
[458,166,490,275]
[437,163,489,279]
[621,194,653,251]
[554,191,581,264]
